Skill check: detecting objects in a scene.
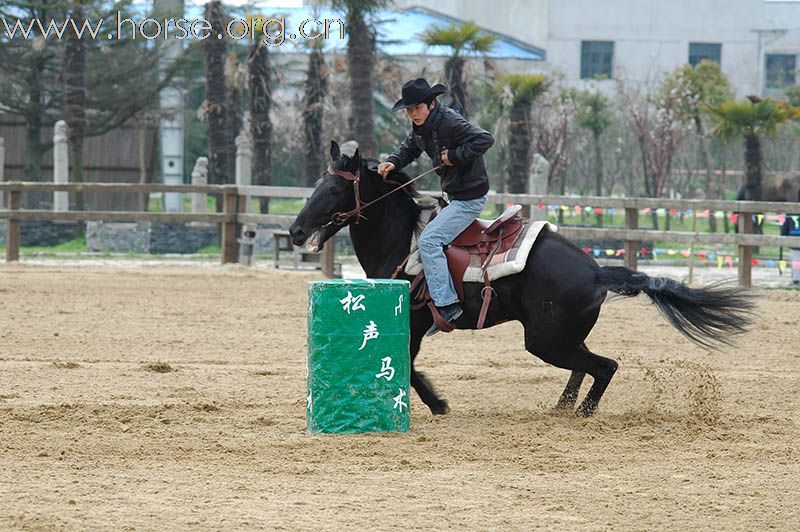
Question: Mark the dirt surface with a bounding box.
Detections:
[1,263,798,531]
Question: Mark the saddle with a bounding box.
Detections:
[394,203,525,332]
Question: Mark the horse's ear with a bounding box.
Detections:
[351,148,361,169]
[330,141,340,161]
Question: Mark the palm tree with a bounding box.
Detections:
[331,0,389,156]
[501,74,549,194]
[203,0,229,210]
[246,16,274,214]
[225,52,244,186]
[303,37,328,187]
[576,89,611,226]
[707,96,794,202]
[419,21,496,119]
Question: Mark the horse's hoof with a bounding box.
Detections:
[430,401,450,415]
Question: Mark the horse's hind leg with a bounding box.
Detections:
[556,370,586,410]
[526,334,617,416]
[572,344,618,417]
[555,342,595,409]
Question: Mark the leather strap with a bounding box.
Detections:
[427,301,456,333]
[476,227,505,329]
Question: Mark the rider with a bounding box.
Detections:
[377,78,495,336]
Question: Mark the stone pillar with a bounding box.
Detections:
[157,1,185,212]
[235,121,252,213]
[191,157,208,214]
[53,121,69,212]
[529,153,550,222]
[0,137,5,208]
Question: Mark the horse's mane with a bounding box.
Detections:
[328,153,424,238]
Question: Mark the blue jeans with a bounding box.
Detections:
[419,195,488,307]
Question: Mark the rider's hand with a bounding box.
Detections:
[440,149,453,166]
[377,161,395,178]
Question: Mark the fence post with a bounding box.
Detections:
[0,137,5,208]
[6,188,21,262]
[738,213,753,288]
[321,238,336,278]
[221,188,241,264]
[624,207,638,270]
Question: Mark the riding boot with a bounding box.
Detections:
[425,302,463,337]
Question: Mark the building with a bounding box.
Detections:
[392,0,800,97]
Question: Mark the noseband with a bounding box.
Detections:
[326,165,366,225]
[325,164,442,227]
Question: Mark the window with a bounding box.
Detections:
[689,43,721,66]
[581,41,614,79]
[766,54,796,89]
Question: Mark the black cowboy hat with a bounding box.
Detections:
[391,78,448,112]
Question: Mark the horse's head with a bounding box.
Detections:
[289,141,365,251]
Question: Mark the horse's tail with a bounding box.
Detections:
[596,266,755,348]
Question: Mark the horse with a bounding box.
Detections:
[735,174,800,234]
[289,141,754,417]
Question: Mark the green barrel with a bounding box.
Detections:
[307,279,411,434]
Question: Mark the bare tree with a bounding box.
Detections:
[530,88,579,199]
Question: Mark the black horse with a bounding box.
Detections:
[290,142,754,417]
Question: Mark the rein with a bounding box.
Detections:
[325,164,442,226]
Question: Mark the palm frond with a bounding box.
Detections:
[500,73,549,104]
[419,21,496,57]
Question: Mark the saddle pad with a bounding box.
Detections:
[405,215,558,282]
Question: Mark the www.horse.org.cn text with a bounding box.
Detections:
[1,13,346,46]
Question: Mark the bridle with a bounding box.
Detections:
[324,163,442,227]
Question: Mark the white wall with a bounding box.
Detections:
[547,0,768,95]
[392,0,800,97]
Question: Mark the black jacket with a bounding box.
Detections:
[386,103,494,200]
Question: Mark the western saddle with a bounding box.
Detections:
[395,203,525,332]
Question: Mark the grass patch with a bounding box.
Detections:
[196,244,221,254]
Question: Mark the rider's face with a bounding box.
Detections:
[406,101,433,126]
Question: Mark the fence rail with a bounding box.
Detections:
[2,181,800,287]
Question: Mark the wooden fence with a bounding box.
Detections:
[2,182,800,287]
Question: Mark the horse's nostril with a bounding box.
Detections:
[290,227,307,245]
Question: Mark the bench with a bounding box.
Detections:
[273,230,341,278]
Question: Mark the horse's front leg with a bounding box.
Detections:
[410,311,450,415]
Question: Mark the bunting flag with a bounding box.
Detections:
[577,244,796,272]
[533,203,798,229]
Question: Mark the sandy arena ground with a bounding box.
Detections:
[1,263,799,531]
